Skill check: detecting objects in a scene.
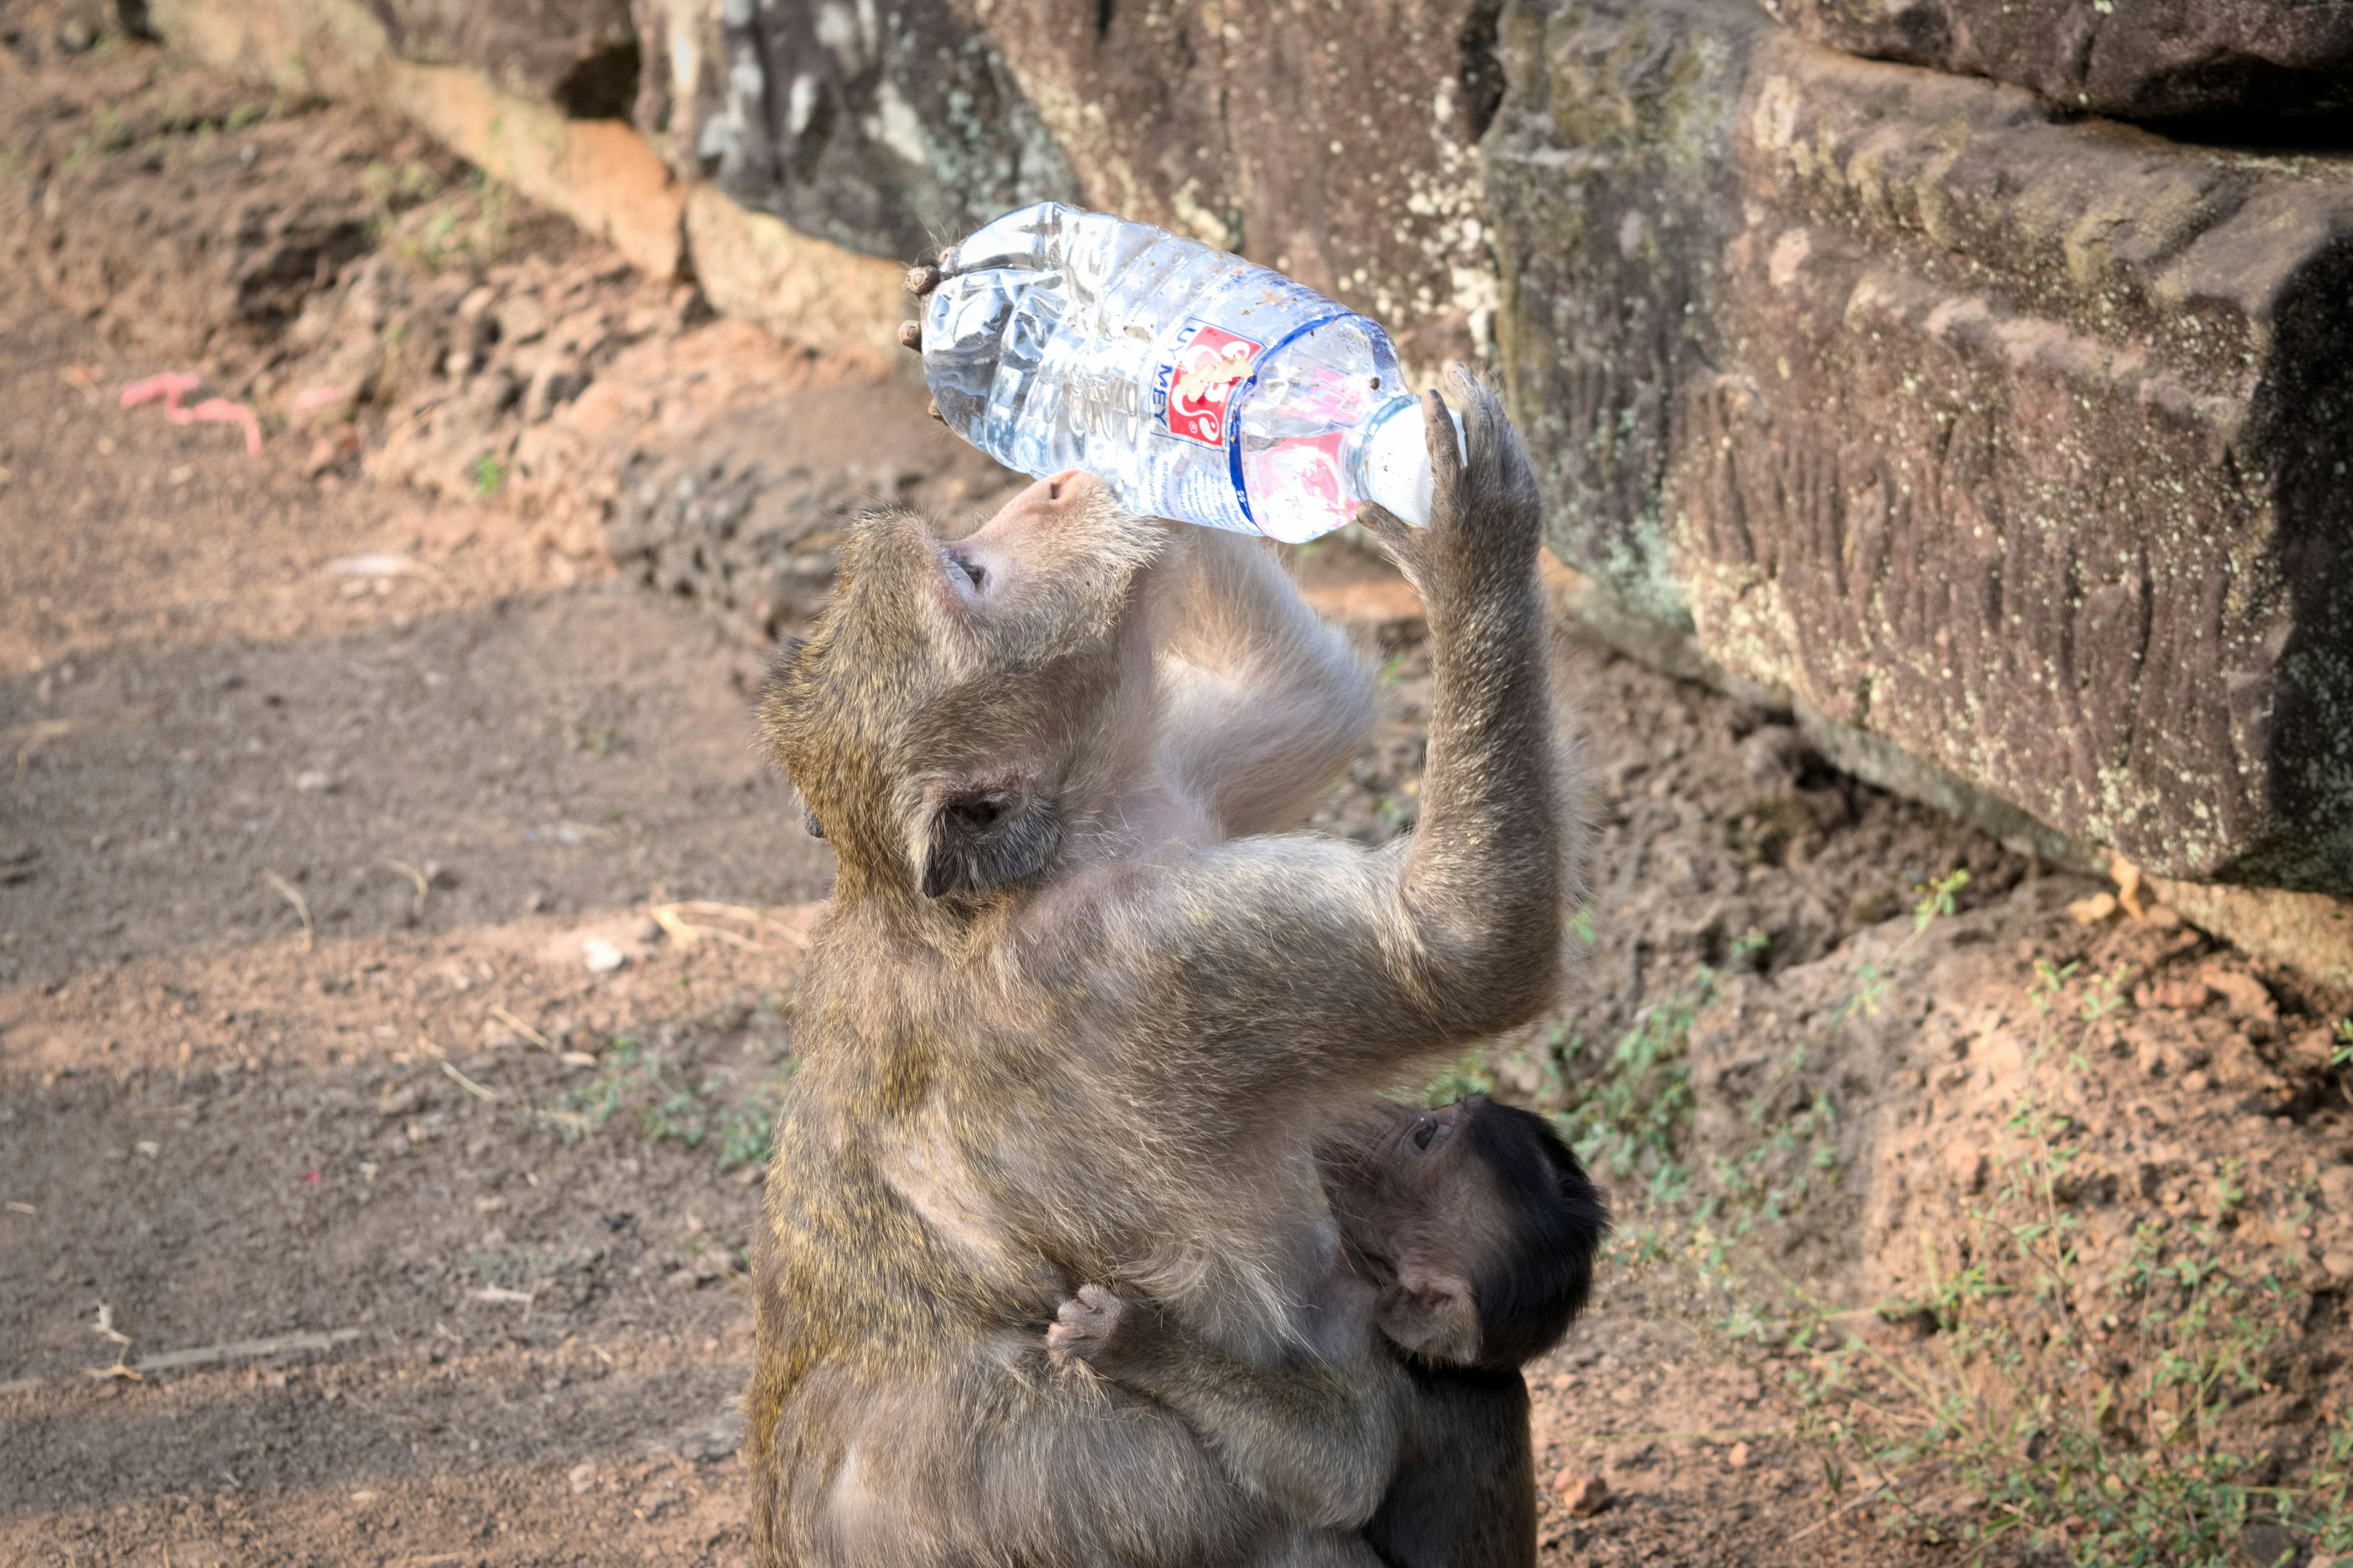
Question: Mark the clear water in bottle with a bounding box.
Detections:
[922,202,1454,543]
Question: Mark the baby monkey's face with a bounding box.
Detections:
[1322,1097,1512,1366]
[1321,1093,1608,1371]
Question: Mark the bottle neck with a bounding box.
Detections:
[1352,393,1455,528]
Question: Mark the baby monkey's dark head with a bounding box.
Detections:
[1322,1095,1610,1371]
[759,471,1165,906]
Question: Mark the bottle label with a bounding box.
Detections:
[1153,320,1264,448]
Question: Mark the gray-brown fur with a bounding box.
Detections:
[747,366,1578,1567]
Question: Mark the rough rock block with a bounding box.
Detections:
[641,0,1504,365]
[153,0,687,279]
[1487,0,2353,892]
[629,0,1077,263]
[1758,0,2353,133]
[973,0,1504,369]
[372,0,640,118]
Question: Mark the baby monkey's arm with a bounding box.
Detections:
[1048,1285,1404,1532]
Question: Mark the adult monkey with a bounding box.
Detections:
[748,359,1574,1565]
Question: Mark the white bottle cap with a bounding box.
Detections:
[1355,396,1466,528]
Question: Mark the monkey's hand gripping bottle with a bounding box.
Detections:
[922,202,1460,543]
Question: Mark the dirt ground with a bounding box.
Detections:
[6,26,2352,1568]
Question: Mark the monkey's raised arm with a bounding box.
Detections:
[1153,528,1379,836]
[1046,1285,1405,1532]
[1055,368,1569,1108]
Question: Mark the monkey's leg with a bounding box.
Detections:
[1362,1365,1536,1568]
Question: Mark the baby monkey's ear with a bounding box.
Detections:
[917,784,1061,899]
[1377,1268,1482,1366]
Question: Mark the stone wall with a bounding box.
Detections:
[1757,0,2353,134]
[1484,0,2353,895]
[107,0,2353,923]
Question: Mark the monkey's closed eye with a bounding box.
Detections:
[1411,1118,1438,1151]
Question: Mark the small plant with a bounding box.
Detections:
[1548,963,1722,1202]
[2079,962,2134,1023]
[470,452,507,499]
[1843,869,1970,1021]
[360,158,441,238]
[533,1037,792,1173]
[385,169,515,270]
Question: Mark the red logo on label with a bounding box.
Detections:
[1157,321,1264,448]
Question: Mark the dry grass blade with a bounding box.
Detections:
[650,900,814,953]
[440,1059,498,1100]
[1572,1426,1794,1445]
[325,552,447,582]
[264,870,313,953]
[4,703,158,787]
[490,1004,549,1049]
[385,859,430,918]
[133,1327,362,1373]
[1786,1482,1890,1543]
[469,1286,533,1305]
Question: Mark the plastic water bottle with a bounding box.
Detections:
[921,202,1459,543]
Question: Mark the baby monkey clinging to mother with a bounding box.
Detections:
[1051,1094,1609,1567]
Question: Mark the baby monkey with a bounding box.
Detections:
[1050,1096,1609,1567]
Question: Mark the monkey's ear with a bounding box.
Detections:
[1376,1270,1482,1366]
[918,787,1059,899]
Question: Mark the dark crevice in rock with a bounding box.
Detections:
[553,36,642,121]
[1458,0,1508,142]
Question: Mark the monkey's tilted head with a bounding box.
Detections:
[759,472,1167,907]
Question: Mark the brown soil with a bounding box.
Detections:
[6,29,2351,1568]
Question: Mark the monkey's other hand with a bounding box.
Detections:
[1355,363,1542,618]
[1047,1284,1154,1372]
[900,262,950,355]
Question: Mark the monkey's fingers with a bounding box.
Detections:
[905,263,944,297]
[1354,500,1410,551]
[1354,501,1433,588]
[1425,379,1468,500]
[898,320,923,352]
[1045,1320,1099,1366]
